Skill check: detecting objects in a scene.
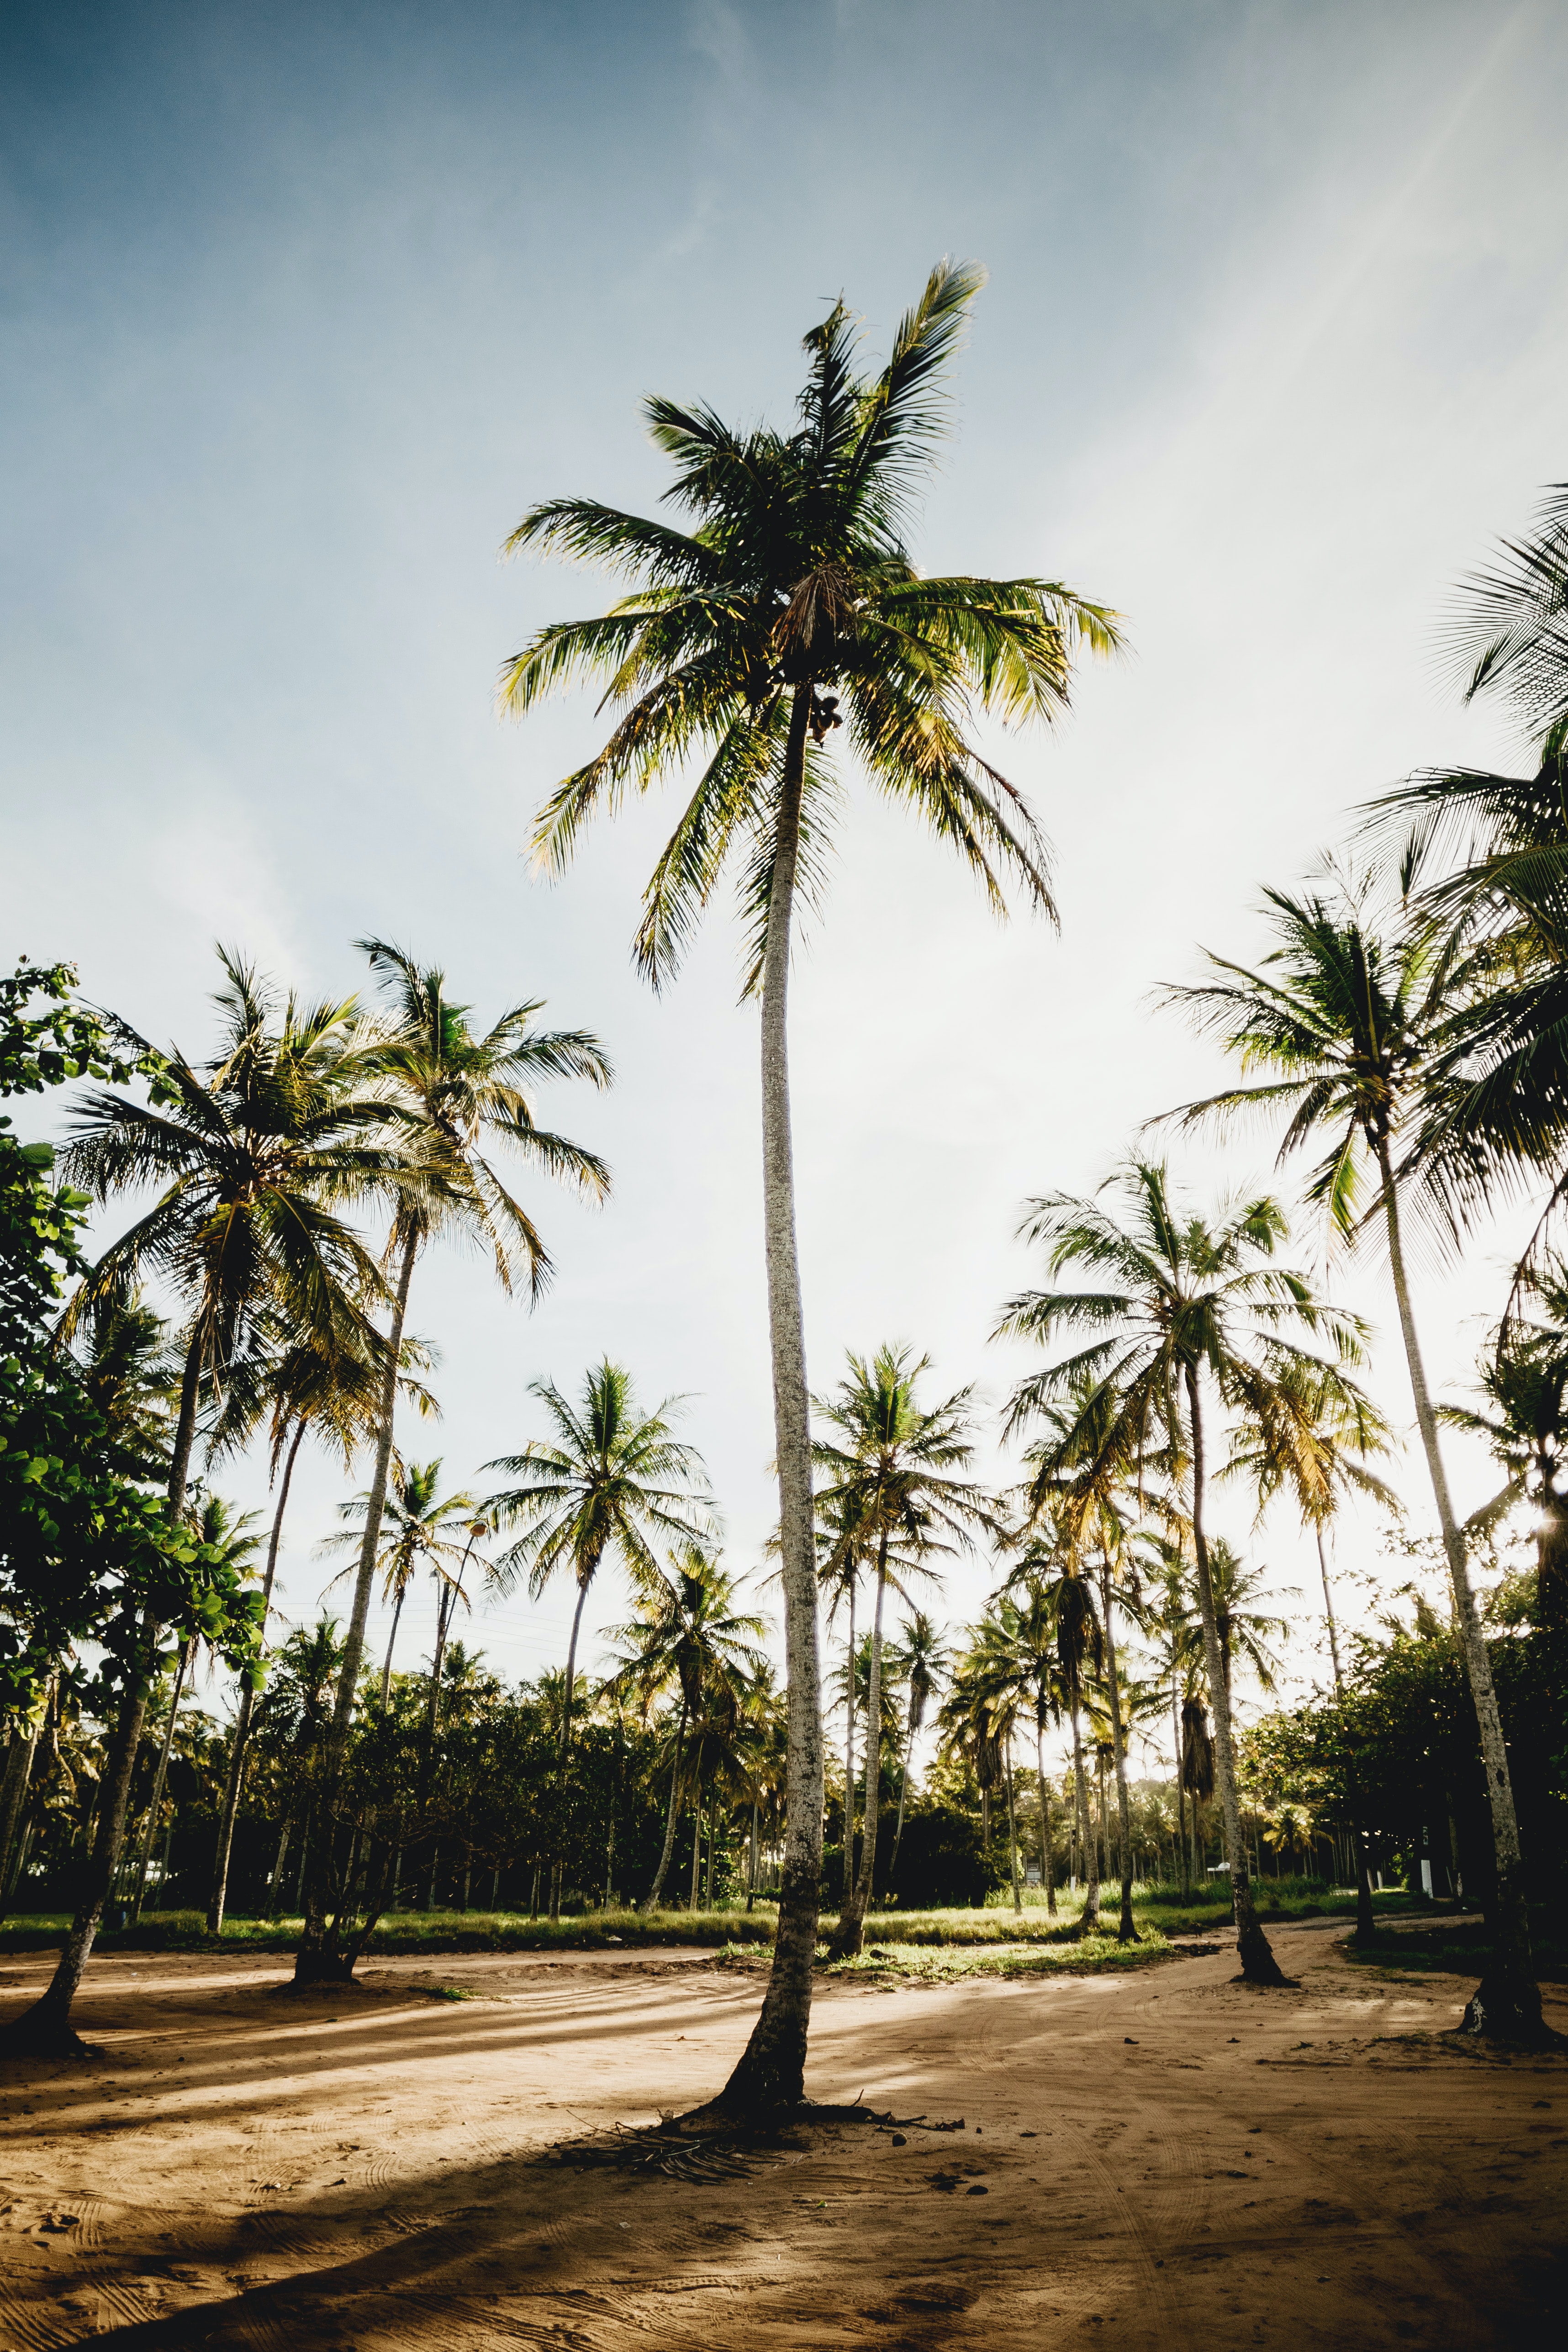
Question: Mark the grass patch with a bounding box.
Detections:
[815,1929,1183,1982]
[0,1905,781,1958]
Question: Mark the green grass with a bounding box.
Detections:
[0,1880,1414,1961]
[0,1904,781,1957]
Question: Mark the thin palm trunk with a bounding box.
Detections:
[1315,1522,1376,1941]
[891,1710,917,1873]
[1375,1143,1537,2034]
[1171,1680,1189,1893]
[721,686,823,2115]
[1185,1364,1286,1987]
[689,1800,702,1909]
[1069,1691,1099,1933]
[298,1232,418,1983]
[1035,1720,1056,1915]
[559,1564,596,1761]
[1004,1749,1023,1915]
[130,1637,194,1924]
[380,1580,408,1710]
[747,1800,760,1912]
[644,1702,688,1911]
[841,1572,857,1907]
[1098,1556,1139,1943]
[834,1548,888,1958]
[208,1421,305,1934]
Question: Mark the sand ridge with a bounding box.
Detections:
[1,1921,1565,2347]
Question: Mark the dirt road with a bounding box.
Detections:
[1,1922,1563,2347]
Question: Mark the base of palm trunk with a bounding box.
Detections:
[289,1950,359,1987]
[824,1912,865,1962]
[0,2003,93,2060]
[1236,1920,1292,1987]
[1458,1966,1550,2043]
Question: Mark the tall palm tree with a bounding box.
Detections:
[320,943,612,1793]
[813,1344,996,1954]
[485,1361,713,1762]
[998,1158,1365,1985]
[502,262,1119,2109]
[604,1545,767,1911]
[48,954,389,2019]
[885,1610,949,1878]
[1164,888,1544,2035]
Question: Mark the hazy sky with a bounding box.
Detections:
[5,0,1565,1745]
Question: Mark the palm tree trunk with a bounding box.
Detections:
[1035,1721,1056,1915]
[1171,1680,1189,1893]
[1184,1364,1286,1987]
[747,1800,759,1912]
[1004,1749,1023,1915]
[1315,1523,1376,1942]
[689,1802,702,1910]
[1374,1144,1537,2034]
[130,1637,194,1924]
[559,1565,595,1761]
[841,1573,856,1908]
[834,1551,888,1959]
[1098,1557,1140,1944]
[721,682,823,2116]
[208,1422,305,1934]
[643,1702,687,1911]
[298,1232,417,1984]
[380,1581,407,1711]
[1070,1693,1099,1933]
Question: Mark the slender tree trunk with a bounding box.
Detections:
[1098,1557,1140,1943]
[833,1549,888,1958]
[643,1703,687,1911]
[380,1582,407,1712]
[840,1573,857,1907]
[720,683,823,2116]
[1375,1143,1538,2035]
[208,1422,304,1934]
[1316,1522,1376,1942]
[747,1801,759,1912]
[1172,1680,1190,1894]
[1005,1749,1023,1915]
[297,1234,417,1983]
[131,1637,194,1923]
[1185,1364,1286,1986]
[1069,1693,1099,1933]
[559,1564,596,1761]
[689,1803,702,1910]
[1035,1721,1056,1915]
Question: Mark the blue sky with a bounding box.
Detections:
[4,0,1566,1731]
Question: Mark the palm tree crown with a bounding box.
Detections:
[502,260,1119,989]
[485,1361,714,1755]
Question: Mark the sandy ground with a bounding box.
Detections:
[1,1921,1565,2349]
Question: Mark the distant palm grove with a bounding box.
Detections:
[3,264,1567,2087]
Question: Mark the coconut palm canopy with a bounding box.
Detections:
[501,259,1121,992]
